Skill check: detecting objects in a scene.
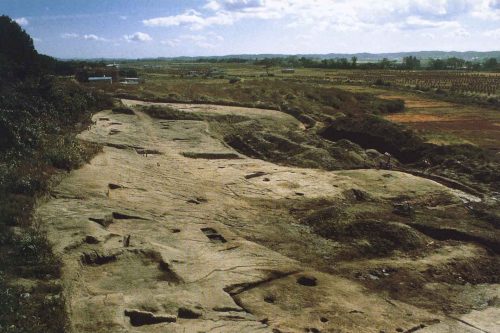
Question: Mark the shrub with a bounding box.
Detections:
[0,193,33,226]
[142,105,202,120]
[0,15,109,333]
[370,98,405,114]
[228,77,242,84]
[112,106,135,115]
[374,78,390,86]
[320,115,424,163]
[45,136,101,170]
[487,97,499,106]
[381,99,405,113]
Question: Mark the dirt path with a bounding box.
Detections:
[35,102,499,333]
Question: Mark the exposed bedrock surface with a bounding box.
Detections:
[36,101,499,332]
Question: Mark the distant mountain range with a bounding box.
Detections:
[170,51,500,61]
[300,51,500,61]
[73,51,500,62]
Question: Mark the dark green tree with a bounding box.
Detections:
[0,15,40,80]
[483,58,499,71]
[428,58,446,70]
[351,56,358,68]
[379,58,393,69]
[446,57,465,69]
[402,56,421,70]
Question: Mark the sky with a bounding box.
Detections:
[1,0,500,58]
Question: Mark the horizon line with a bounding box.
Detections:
[54,50,500,61]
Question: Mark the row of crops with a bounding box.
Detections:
[326,70,500,95]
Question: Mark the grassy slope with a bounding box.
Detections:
[0,78,111,333]
[0,16,113,331]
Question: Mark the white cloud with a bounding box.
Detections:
[161,32,224,48]
[143,10,205,27]
[83,34,106,41]
[472,0,500,20]
[195,42,217,49]
[408,0,474,18]
[61,33,107,41]
[61,33,79,39]
[420,32,436,39]
[143,0,495,34]
[161,38,181,47]
[43,0,500,57]
[181,34,207,42]
[205,0,264,11]
[15,17,29,26]
[448,28,471,38]
[484,28,500,38]
[400,16,461,30]
[124,32,152,42]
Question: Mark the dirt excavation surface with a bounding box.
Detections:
[35,101,499,333]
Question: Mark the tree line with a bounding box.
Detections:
[252,56,499,71]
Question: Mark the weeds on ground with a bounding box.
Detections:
[142,105,202,120]
[0,78,111,332]
[0,219,67,332]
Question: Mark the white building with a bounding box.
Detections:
[88,76,112,84]
[120,77,142,85]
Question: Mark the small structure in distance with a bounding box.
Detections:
[88,75,113,84]
[282,68,295,74]
[120,77,144,85]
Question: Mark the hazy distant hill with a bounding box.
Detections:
[183,51,500,61]
[316,51,500,61]
[80,51,500,63]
